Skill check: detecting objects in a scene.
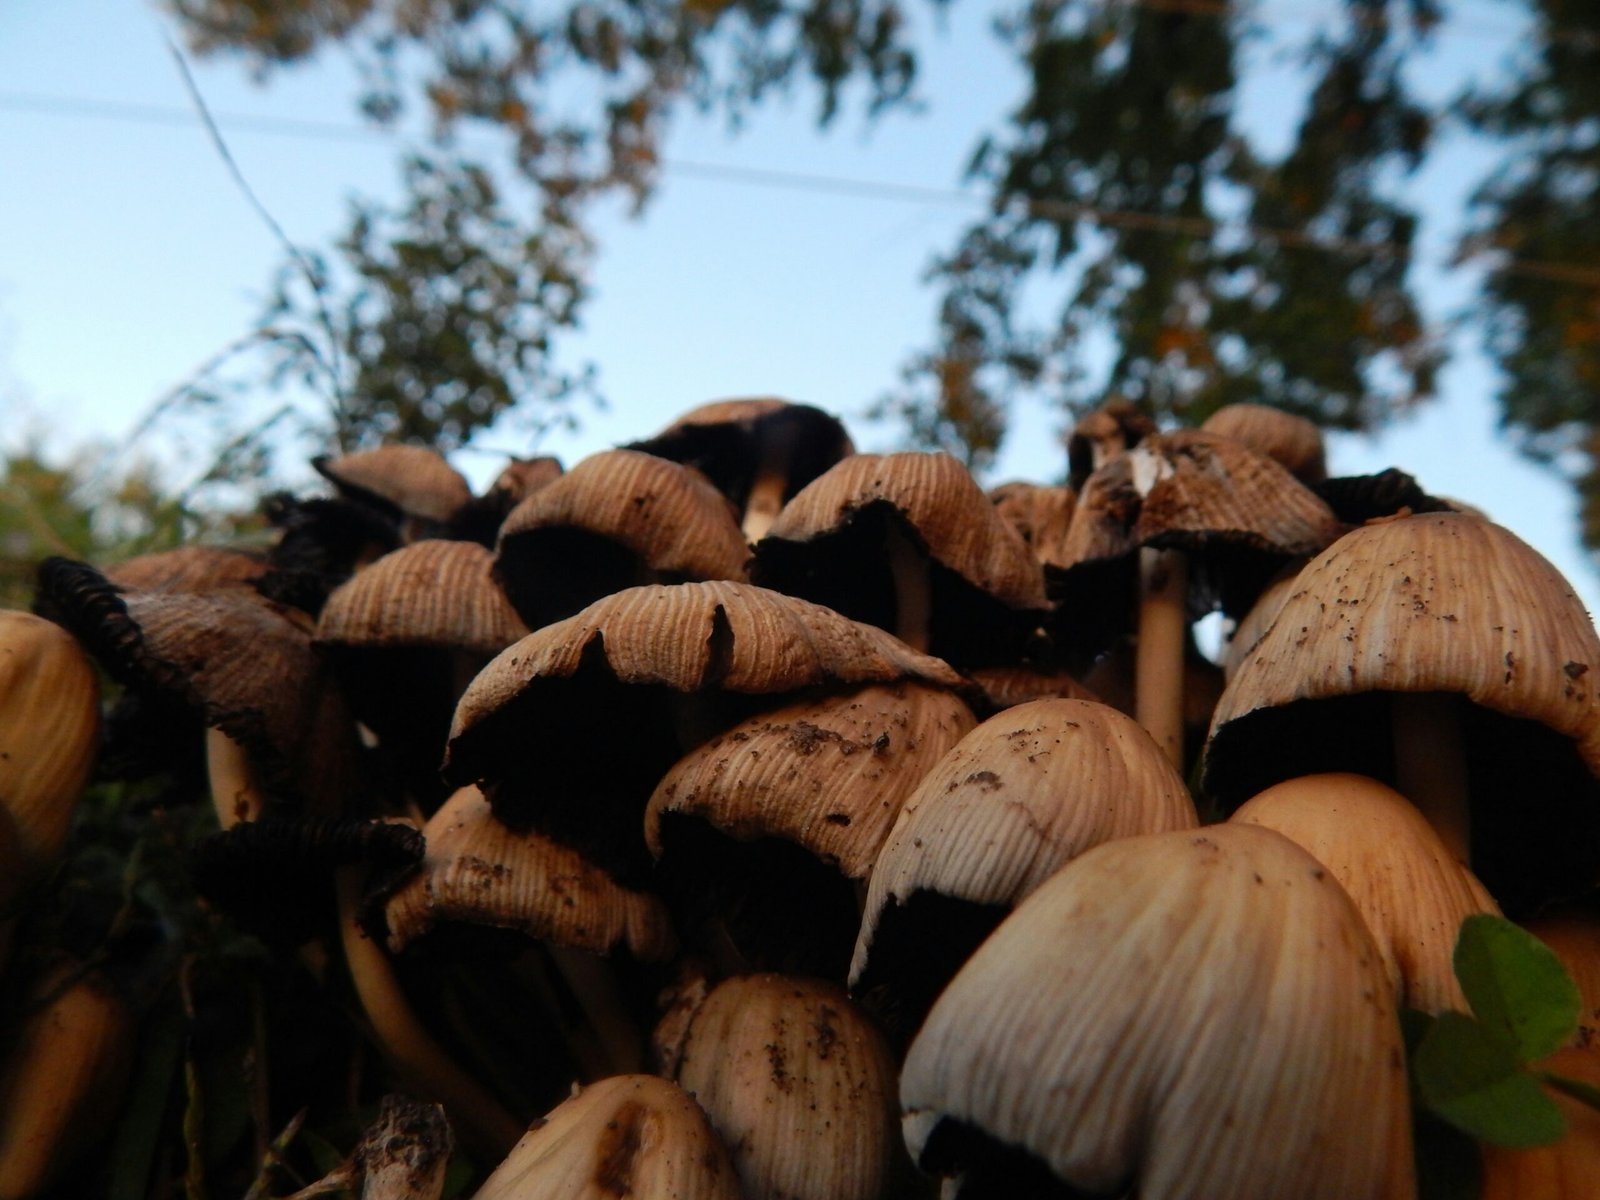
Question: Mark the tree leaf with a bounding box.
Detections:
[1454,913,1581,1063]
[1414,1010,1568,1147]
[1539,1070,1600,1113]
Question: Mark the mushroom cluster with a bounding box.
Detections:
[4,397,1599,1199]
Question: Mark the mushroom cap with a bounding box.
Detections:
[312,444,473,525]
[850,698,1196,1036]
[957,664,1101,718]
[0,611,100,877]
[1203,511,1600,913]
[1066,398,1154,490]
[37,558,359,813]
[317,539,528,655]
[665,974,902,1200]
[1200,403,1327,485]
[104,545,268,594]
[382,785,676,961]
[986,481,1077,569]
[494,449,750,630]
[473,1075,742,1200]
[445,580,968,789]
[901,824,1414,1200]
[1229,772,1500,1013]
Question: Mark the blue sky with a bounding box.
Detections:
[3,0,1595,615]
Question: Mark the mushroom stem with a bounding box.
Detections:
[334,865,524,1160]
[1392,692,1472,865]
[886,522,932,655]
[207,728,268,829]
[742,464,788,543]
[546,945,644,1077]
[1135,547,1188,769]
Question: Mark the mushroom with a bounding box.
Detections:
[1065,397,1154,490]
[312,444,474,542]
[850,698,1196,1046]
[900,824,1415,1199]
[751,451,1048,663]
[1200,402,1327,485]
[492,449,749,632]
[659,973,903,1200]
[1202,510,1600,915]
[473,1074,742,1200]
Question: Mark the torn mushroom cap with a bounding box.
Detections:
[1200,402,1327,485]
[474,1074,741,1200]
[665,974,902,1200]
[313,444,474,528]
[751,451,1048,665]
[0,612,100,887]
[1202,510,1600,916]
[901,824,1414,1200]
[1229,772,1500,1013]
[850,698,1195,1043]
[36,557,360,819]
[645,683,974,977]
[493,449,750,631]
[987,481,1077,569]
[384,785,675,962]
[1066,398,1155,490]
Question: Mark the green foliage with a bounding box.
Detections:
[1408,913,1600,1195]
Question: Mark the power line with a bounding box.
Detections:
[4,85,1599,290]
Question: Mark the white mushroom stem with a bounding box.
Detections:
[334,865,523,1160]
[1392,692,1472,865]
[207,728,267,829]
[742,464,788,544]
[1135,547,1188,769]
[886,522,933,655]
[546,945,643,1077]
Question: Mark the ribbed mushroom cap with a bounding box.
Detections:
[751,452,1048,666]
[1200,402,1327,485]
[0,612,100,884]
[1220,564,1300,682]
[37,557,359,815]
[1053,429,1343,638]
[987,481,1077,569]
[851,698,1196,1043]
[445,582,967,883]
[646,684,974,978]
[494,449,750,631]
[1230,772,1500,1013]
[1066,398,1154,490]
[475,1074,742,1200]
[901,824,1415,1200]
[957,664,1100,719]
[313,444,473,526]
[1203,511,1600,915]
[665,974,902,1200]
[104,545,268,594]
[383,785,675,961]
[318,539,528,655]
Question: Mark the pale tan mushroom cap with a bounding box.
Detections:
[669,974,900,1200]
[0,612,101,874]
[384,785,676,960]
[446,581,967,782]
[987,481,1077,569]
[1201,402,1328,484]
[763,452,1048,611]
[901,824,1414,1200]
[852,698,1196,986]
[660,397,793,430]
[1230,772,1500,1013]
[316,540,529,654]
[473,1074,742,1200]
[645,683,976,879]
[497,449,749,580]
[315,444,473,524]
